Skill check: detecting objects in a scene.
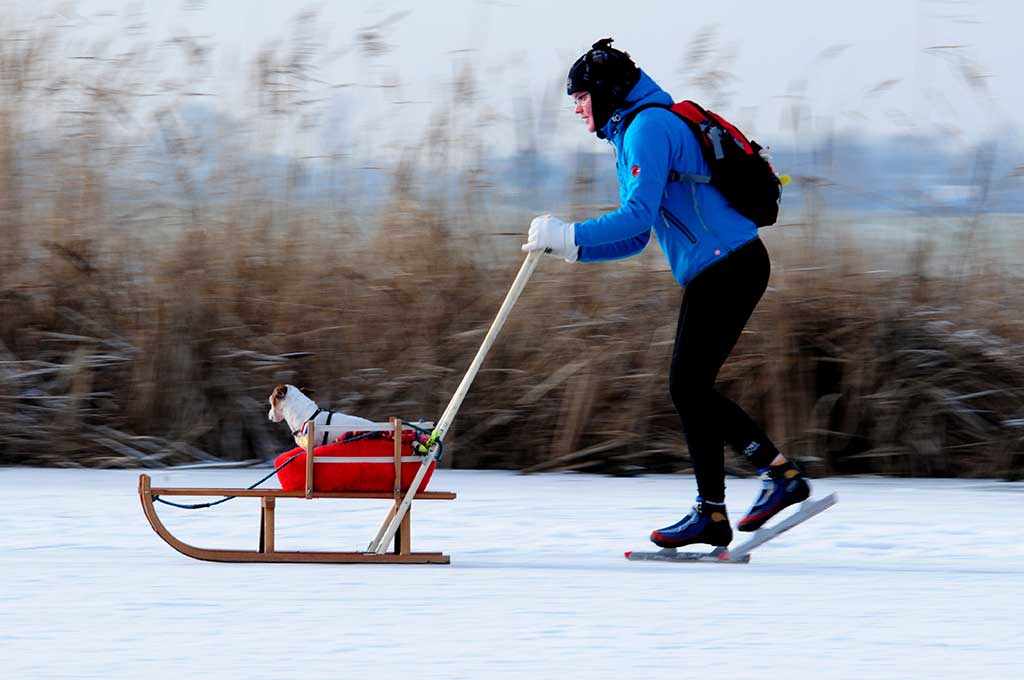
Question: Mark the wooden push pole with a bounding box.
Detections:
[368,251,542,554]
[305,421,316,498]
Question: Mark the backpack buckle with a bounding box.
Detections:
[707,127,726,160]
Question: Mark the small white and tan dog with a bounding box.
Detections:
[268,384,375,448]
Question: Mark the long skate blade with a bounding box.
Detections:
[624,546,751,564]
[728,492,838,560]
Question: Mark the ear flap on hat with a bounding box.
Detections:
[566,37,640,135]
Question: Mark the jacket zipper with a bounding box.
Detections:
[660,207,697,244]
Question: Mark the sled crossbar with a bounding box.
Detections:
[142,484,456,500]
[139,418,455,564]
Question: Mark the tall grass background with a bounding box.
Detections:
[1,10,1022,479]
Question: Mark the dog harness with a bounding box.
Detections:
[292,408,342,447]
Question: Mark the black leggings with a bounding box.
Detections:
[669,238,778,504]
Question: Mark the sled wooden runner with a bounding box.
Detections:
[139,418,456,564]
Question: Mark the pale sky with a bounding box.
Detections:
[6,0,1020,155]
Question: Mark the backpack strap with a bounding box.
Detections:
[620,102,712,184]
[674,100,755,156]
[670,171,711,184]
[620,102,670,130]
[622,101,725,244]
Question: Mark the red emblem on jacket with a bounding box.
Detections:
[631,165,641,178]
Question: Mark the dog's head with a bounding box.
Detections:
[267,384,290,422]
[268,384,316,422]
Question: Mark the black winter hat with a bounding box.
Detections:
[566,38,640,136]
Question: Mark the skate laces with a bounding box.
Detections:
[750,471,776,506]
[694,499,725,517]
[759,464,795,483]
[685,500,708,521]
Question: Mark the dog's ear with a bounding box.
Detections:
[298,386,315,397]
[272,384,288,400]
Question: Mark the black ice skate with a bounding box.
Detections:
[650,500,733,548]
[738,462,811,532]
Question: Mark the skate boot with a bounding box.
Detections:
[737,462,811,532]
[650,499,733,548]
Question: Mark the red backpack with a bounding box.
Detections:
[625,100,783,227]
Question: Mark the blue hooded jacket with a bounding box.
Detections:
[574,70,759,287]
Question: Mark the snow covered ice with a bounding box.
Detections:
[2,467,1022,679]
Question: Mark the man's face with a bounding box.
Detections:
[572,91,595,133]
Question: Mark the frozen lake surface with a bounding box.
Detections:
[2,468,1022,679]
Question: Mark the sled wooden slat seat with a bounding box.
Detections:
[139,418,455,564]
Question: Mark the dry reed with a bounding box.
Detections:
[1,13,1021,480]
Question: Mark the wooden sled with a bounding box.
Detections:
[139,418,456,564]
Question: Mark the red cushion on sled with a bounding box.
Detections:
[274,430,435,493]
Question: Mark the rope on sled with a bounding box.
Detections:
[151,421,437,510]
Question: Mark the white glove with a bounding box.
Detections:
[521,214,578,263]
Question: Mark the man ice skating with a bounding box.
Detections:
[522,38,810,549]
